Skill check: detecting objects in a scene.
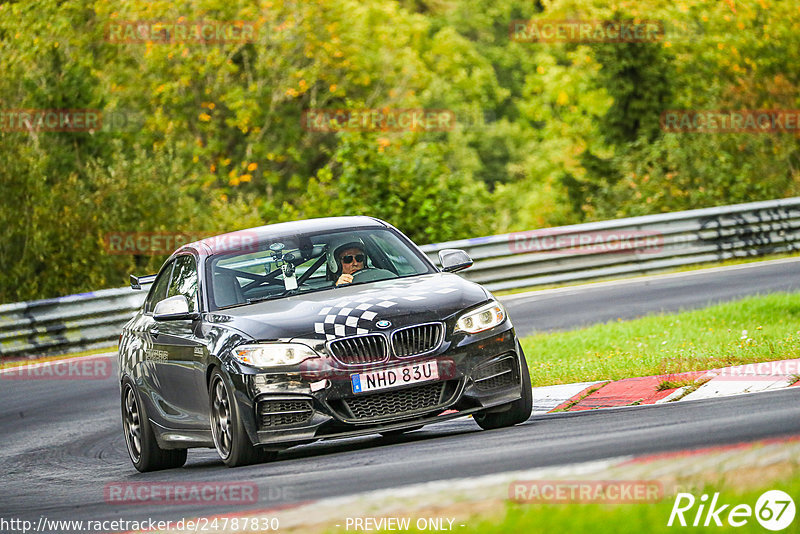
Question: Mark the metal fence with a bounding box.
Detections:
[419,197,800,291]
[2,197,799,358]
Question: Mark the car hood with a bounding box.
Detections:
[207,273,490,341]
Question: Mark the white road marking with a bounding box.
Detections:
[499,256,800,304]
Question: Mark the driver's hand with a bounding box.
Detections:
[336,273,353,286]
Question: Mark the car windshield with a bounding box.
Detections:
[206,228,434,310]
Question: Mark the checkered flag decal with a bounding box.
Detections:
[313,276,460,340]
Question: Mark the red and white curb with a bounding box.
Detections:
[538,357,800,412]
[681,358,800,401]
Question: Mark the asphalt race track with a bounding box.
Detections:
[502,257,800,336]
[2,259,800,530]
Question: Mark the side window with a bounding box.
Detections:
[168,255,199,312]
[144,261,174,314]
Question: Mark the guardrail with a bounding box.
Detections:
[419,197,800,291]
[2,197,799,358]
[0,287,146,359]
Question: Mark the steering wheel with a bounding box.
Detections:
[350,267,395,283]
[351,267,370,278]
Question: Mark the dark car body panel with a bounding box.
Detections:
[118,217,527,451]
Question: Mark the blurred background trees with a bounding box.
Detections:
[1,0,798,302]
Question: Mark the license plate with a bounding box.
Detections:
[351,361,439,394]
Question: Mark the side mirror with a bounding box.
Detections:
[153,295,200,321]
[438,249,473,273]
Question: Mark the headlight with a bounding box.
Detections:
[232,343,317,367]
[455,301,506,334]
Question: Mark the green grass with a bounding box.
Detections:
[519,292,800,387]
[448,474,800,534]
[322,459,800,534]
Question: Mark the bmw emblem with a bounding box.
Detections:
[376,320,392,329]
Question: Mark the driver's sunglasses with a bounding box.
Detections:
[341,254,365,264]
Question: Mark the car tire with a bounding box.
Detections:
[121,378,188,472]
[209,369,277,468]
[473,342,533,430]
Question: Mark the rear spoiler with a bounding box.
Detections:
[130,274,157,290]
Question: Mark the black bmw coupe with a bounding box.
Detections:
[118,217,531,471]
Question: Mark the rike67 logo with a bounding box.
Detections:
[668,490,795,531]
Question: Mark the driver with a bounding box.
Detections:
[335,244,367,286]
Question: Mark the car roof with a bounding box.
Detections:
[175,216,390,257]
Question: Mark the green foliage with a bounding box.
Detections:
[0,0,798,302]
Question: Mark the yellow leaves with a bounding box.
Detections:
[199,112,211,122]
[192,155,199,163]
[229,174,251,186]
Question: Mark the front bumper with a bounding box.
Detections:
[227,323,525,448]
